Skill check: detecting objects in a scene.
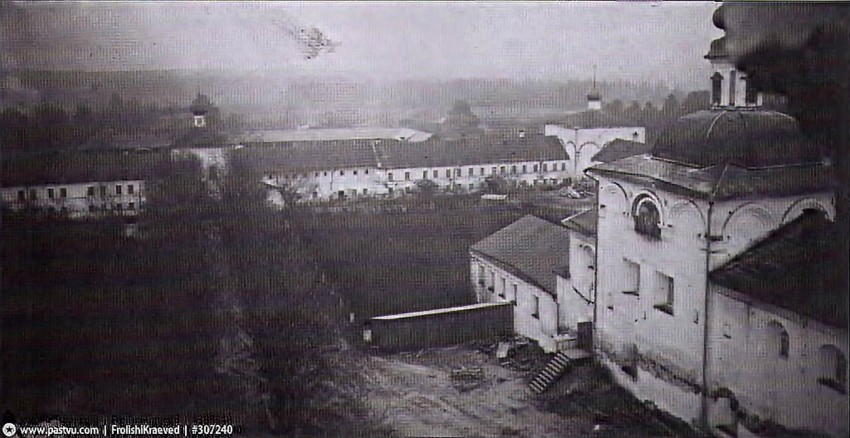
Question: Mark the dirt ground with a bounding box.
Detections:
[347,344,699,438]
[355,345,591,437]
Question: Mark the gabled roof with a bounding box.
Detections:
[592,139,653,164]
[546,109,640,130]
[470,215,571,295]
[1,150,167,187]
[562,209,597,237]
[709,210,848,328]
[238,127,432,143]
[235,139,379,174]
[378,133,567,169]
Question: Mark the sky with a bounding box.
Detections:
[1,1,721,87]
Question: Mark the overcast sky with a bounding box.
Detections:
[1,1,720,87]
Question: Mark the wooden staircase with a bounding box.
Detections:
[529,351,571,394]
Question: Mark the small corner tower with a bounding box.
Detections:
[190,92,212,128]
[587,65,602,110]
[705,7,762,109]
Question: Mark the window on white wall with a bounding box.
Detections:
[500,277,506,298]
[532,295,540,319]
[817,345,848,394]
[766,321,789,359]
[512,284,518,305]
[654,272,674,315]
[633,196,662,239]
[623,260,640,295]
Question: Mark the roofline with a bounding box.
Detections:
[710,282,846,331]
[469,249,557,296]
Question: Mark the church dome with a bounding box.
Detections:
[190,93,212,115]
[651,110,826,168]
[712,6,726,30]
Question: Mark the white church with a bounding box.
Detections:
[474,7,848,437]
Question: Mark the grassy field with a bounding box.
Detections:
[295,197,578,323]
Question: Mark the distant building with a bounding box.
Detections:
[0,151,164,219]
[239,132,571,202]
[545,82,646,179]
[190,93,212,128]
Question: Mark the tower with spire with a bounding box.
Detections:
[587,64,602,110]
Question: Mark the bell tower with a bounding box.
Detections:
[705,7,762,109]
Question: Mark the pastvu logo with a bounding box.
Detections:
[2,423,16,437]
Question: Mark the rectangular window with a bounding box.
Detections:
[499,277,506,298]
[29,189,37,200]
[542,163,548,172]
[468,168,474,176]
[116,203,123,211]
[561,163,566,171]
[128,202,135,211]
[87,186,95,196]
[533,164,539,172]
[388,172,394,182]
[353,170,358,175]
[48,188,55,199]
[340,170,345,176]
[405,171,410,181]
[433,170,439,178]
[624,260,640,295]
[512,284,518,304]
[115,185,122,195]
[423,170,428,179]
[654,272,675,315]
[454,168,460,177]
[446,169,451,178]
[511,165,516,174]
[532,295,540,319]
[100,186,107,197]
[363,188,368,195]
[127,185,134,195]
[468,184,474,190]
[365,169,369,174]
[480,167,485,175]
[17,190,25,201]
[729,69,737,105]
[491,167,497,175]
[500,166,506,174]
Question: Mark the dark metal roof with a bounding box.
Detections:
[1,150,167,187]
[470,215,571,296]
[588,155,834,200]
[592,139,653,164]
[709,210,848,328]
[562,209,597,237]
[546,109,640,130]
[237,139,379,174]
[239,133,568,174]
[652,110,825,168]
[705,36,728,60]
[378,133,567,169]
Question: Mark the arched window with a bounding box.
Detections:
[766,321,790,358]
[818,345,848,393]
[711,72,723,105]
[633,197,661,239]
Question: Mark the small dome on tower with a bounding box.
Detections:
[712,6,726,30]
[190,93,212,116]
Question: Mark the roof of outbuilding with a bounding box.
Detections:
[709,210,848,328]
[592,139,653,164]
[651,110,825,168]
[561,209,597,237]
[546,109,640,130]
[470,215,571,295]
[1,150,167,187]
